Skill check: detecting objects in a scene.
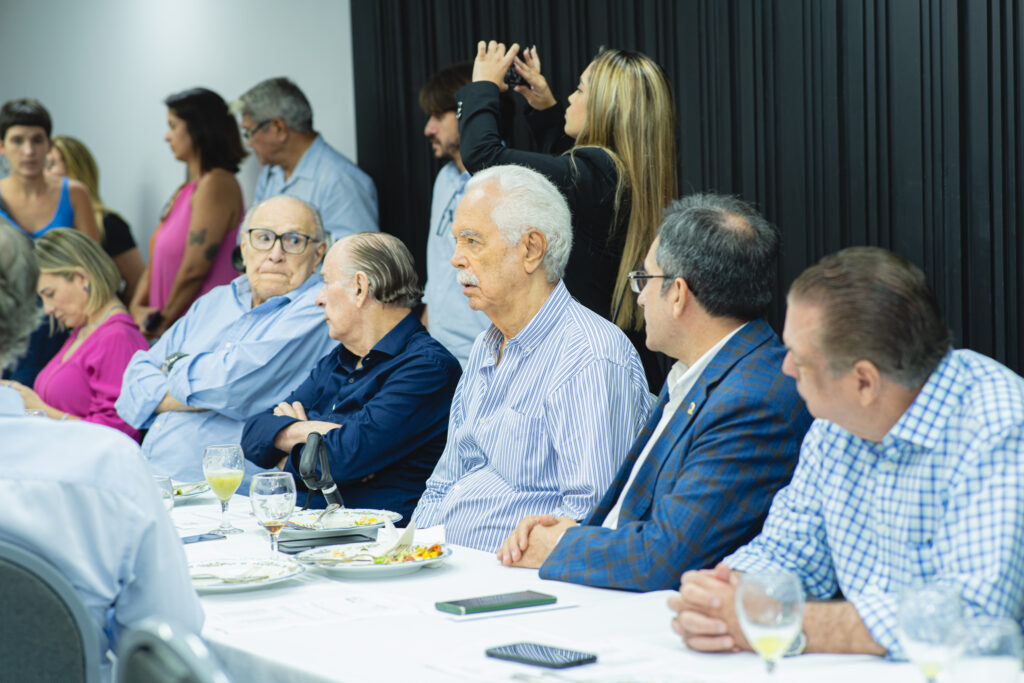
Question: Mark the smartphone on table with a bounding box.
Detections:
[486,642,597,669]
[435,590,556,615]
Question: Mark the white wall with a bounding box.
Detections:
[0,0,357,255]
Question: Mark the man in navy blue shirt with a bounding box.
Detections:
[241,232,461,519]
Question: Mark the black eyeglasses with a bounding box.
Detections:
[241,119,272,140]
[245,228,320,255]
[627,270,669,294]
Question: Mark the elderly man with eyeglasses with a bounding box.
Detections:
[494,193,812,592]
[116,195,338,484]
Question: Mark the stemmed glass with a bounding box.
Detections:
[896,584,966,683]
[152,475,174,513]
[202,444,245,535]
[952,616,1023,683]
[735,570,805,675]
[250,472,297,555]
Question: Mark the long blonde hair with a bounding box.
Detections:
[50,135,117,244]
[35,228,120,319]
[573,48,678,330]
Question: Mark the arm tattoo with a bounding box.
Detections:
[188,228,208,246]
[204,243,220,262]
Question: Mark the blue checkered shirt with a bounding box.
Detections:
[725,349,1024,657]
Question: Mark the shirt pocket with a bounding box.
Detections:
[490,409,551,492]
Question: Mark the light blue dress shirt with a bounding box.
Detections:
[116,273,338,483]
[423,161,490,367]
[0,387,203,680]
[253,134,379,242]
[725,349,1024,657]
[412,282,653,552]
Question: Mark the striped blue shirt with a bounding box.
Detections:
[725,349,1024,658]
[412,282,653,552]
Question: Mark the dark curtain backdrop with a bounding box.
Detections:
[352,0,1023,374]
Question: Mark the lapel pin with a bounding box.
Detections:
[686,401,696,416]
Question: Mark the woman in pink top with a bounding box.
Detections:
[4,228,146,439]
[130,87,246,339]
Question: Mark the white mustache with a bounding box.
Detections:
[457,271,480,286]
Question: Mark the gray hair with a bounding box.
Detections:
[656,193,780,320]
[0,220,42,369]
[241,195,325,242]
[339,233,422,308]
[465,165,572,282]
[233,77,313,133]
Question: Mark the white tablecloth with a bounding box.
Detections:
[173,493,1006,683]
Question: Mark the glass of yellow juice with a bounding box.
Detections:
[202,444,245,535]
[735,570,805,675]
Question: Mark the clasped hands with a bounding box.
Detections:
[668,562,751,653]
[495,514,577,568]
[473,40,557,110]
[271,401,341,467]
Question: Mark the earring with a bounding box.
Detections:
[83,282,90,293]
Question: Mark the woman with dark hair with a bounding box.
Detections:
[129,88,246,338]
[460,43,678,390]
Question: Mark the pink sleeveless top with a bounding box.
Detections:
[33,313,148,440]
[149,180,242,311]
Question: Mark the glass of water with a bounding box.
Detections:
[897,584,966,682]
[249,472,296,555]
[735,570,805,674]
[152,475,174,513]
[952,616,1023,683]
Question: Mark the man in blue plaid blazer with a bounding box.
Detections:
[496,193,812,591]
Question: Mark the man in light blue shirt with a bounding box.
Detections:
[412,165,653,552]
[117,196,338,483]
[419,62,490,366]
[0,221,202,681]
[236,77,378,242]
[672,247,1024,660]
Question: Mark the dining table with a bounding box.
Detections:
[172,489,1010,683]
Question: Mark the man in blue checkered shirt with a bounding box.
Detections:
[670,247,1024,659]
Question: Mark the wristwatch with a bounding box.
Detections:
[784,630,807,657]
[160,352,189,375]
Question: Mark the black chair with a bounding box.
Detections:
[116,619,230,683]
[0,538,101,683]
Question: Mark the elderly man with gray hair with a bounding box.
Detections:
[116,195,338,483]
[412,164,653,552]
[235,76,378,241]
[0,220,202,680]
[241,232,462,520]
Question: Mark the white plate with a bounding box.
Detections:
[297,543,452,578]
[189,558,305,593]
[286,508,402,532]
[173,481,211,498]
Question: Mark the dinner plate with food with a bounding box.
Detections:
[286,508,402,533]
[296,542,451,578]
[189,557,305,593]
[172,480,211,498]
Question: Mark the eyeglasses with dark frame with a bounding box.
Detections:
[241,119,272,140]
[245,228,320,255]
[627,270,669,294]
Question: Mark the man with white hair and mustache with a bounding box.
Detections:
[412,164,652,552]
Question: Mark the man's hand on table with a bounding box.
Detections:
[272,401,341,467]
[496,514,577,568]
[668,562,748,653]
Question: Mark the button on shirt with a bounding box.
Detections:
[240,313,462,520]
[412,282,653,552]
[422,161,490,367]
[725,349,1024,657]
[0,387,203,681]
[115,274,338,483]
[253,135,379,242]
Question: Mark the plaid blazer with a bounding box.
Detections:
[539,318,812,591]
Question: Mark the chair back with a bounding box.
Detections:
[0,538,101,683]
[116,618,231,683]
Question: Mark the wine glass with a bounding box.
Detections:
[202,444,245,535]
[153,475,174,513]
[896,584,966,682]
[249,472,296,555]
[735,570,805,675]
[25,409,47,418]
[952,616,1023,683]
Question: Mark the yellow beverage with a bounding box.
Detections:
[752,635,792,662]
[918,662,943,679]
[206,470,243,501]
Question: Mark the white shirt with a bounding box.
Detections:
[602,324,746,529]
[0,387,203,680]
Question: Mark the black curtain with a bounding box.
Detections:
[352,0,1023,374]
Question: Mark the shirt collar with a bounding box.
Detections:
[665,323,747,403]
[483,281,571,361]
[339,312,422,369]
[289,135,326,182]
[883,349,956,450]
[0,386,25,415]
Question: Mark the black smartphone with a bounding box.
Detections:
[435,590,556,615]
[486,642,597,669]
[181,533,226,544]
[504,65,525,86]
